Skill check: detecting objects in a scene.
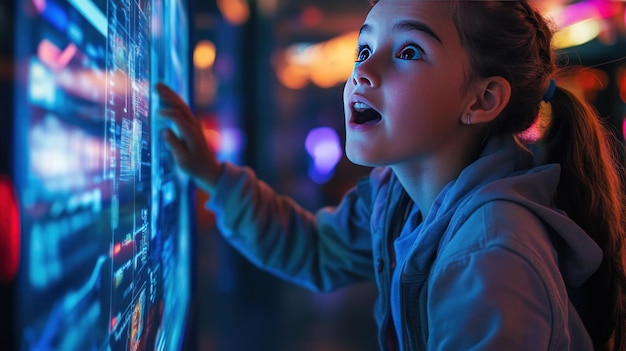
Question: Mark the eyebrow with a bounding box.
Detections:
[359,20,442,44]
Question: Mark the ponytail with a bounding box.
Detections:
[541,85,626,351]
[445,1,624,348]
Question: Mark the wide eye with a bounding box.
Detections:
[356,45,371,62]
[398,44,423,60]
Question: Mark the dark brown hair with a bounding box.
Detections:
[369,1,626,350]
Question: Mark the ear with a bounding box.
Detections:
[464,76,511,125]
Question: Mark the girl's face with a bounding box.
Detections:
[343,0,474,168]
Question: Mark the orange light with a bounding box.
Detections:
[276,63,308,90]
[113,243,121,255]
[276,31,359,89]
[217,0,249,25]
[193,40,216,70]
[203,128,221,152]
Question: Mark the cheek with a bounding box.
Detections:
[387,86,463,137]
[343,80,353,107]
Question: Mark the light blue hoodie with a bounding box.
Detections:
[207,135,602,350]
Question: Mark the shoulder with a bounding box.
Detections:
[438,200,557,267]
[426,200,575,349]
[429,199,568,312]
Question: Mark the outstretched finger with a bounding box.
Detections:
[158,107,192,121]
[158,107,202,140]
[162,129,194,167]
[162,128,186,152]
[156,83,193,117]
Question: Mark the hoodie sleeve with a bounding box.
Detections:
[206,162,381,292]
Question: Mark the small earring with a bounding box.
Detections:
[466,114,471,125]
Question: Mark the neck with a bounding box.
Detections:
[391,138,482,217]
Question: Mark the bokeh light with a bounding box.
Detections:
[305,127,342,184]
[0,176,20,284]
[193,40,216,69]
[217,0,249,26]
[553,18,602,49]
[276,32,358,89]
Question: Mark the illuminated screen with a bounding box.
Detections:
[10,0,193,350]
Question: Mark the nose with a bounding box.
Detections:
[351,60,379,88]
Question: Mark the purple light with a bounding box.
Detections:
[218,126,245,163]
[305,127,342,183]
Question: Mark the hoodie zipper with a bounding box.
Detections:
[382,189,412,351]
[380,188,397,351]
[397,195,417,351]
[400,280,422,350]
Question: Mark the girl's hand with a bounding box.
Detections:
[156,82,221,193]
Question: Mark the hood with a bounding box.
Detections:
[456,137,603,288]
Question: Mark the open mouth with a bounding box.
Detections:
[353,102,382,125]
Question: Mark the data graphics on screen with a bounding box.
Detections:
[12,0,192,350]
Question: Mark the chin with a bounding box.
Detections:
[345,146,378,168]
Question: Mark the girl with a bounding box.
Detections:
[157,0,626,350]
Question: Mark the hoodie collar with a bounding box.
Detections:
[395,135,601,288]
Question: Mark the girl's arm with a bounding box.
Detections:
[207,162,377,292]
[156,82,380,292]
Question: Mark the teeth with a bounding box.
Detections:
[353,102,371,112]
